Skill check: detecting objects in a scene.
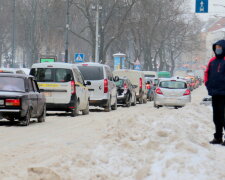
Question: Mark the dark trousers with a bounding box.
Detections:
[212,95,225,139]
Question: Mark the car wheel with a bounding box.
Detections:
[139,95,143,104]
[82,102,89,115]
[21,110,31,126]
[143,96,147,104]
[105,98,112,112]
[112,97,117,110]
[132,95,137,106]
[126,96,131,107]
[38,105,46,123]
[154,102,160,109]
[71,100,79,117]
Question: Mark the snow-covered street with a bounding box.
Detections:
[0,85,225,180]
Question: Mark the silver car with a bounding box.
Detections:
[154,78,191,109]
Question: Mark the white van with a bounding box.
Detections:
[30,63,90,116]
[113,70,147,104]
[143,71,158,81]
[76,62,118,112]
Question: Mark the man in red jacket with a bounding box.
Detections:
[205,39,225,145]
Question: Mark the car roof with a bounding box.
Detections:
[76,62,108,67]
[159,77,187,83]
[0,73,32,79]
[31,62,78,68]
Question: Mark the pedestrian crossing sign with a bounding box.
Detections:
[74,53,85,63]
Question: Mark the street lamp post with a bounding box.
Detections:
[11,0,16,68]
[65,0,70,63]
[95,0,100,63]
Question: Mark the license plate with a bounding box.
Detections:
[43,92,52,97]
[0,100,4,105]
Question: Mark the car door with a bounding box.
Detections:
[28,77,38,116]
[105,66,116,105]
[32,79,44,116]
[73,68,85,109]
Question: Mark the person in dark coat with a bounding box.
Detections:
[205,39,225,145]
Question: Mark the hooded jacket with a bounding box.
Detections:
[204,40,225,96]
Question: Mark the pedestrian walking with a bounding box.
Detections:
[205,39,225,145]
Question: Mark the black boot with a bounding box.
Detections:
[209,138,223,144]
[221,141,225,146]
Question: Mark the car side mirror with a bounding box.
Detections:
[85,81,91,86]
[114,76,120,82]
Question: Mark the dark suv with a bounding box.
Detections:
[115,77,137,107]
[0,74,46,126]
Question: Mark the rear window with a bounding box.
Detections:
[30,68,73,82]
[0,77,25,92]
[115,79,124,87]
[159,81,187,89]
[145,75,155,78]
[77,66,104,80]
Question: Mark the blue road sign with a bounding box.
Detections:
[196,0,208,13]
[74,53,85,63]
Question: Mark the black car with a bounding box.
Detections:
[0,74,46,126]
[115,77,137,107]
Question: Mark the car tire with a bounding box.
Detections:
[71,100,79,117]
[105,98,112,112]
[132,95,137,106]
[38,105,46,123]
[82,102,89,115]
[154,102,160,109]
[126,96,131,107]
[143,97,147,104]
[112,98,117,110]
[21,110,31,126]
[139,95,143,104]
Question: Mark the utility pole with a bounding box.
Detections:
[95,0,100,63]
[65,0,70,63]
[11,0,16,68]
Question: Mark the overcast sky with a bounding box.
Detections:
[189,0,225,21]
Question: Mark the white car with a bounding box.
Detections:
[30,62,90,116]
[154,78,191,109]
[0,68,27,74]
[76,62,118,112]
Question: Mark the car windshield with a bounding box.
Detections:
[77,66,104,80]
[115,79,124,87]
[159,81,187,89]
[30,68,73,82]
[0,77,25,92]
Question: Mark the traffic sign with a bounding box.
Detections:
[74,53,85,63]
[196,0,208,13]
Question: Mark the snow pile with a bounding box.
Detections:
[1,86,225,180]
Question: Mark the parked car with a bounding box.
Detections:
[200,96,212,106]
[0,73,46,126]
[113,70,148,104]
[154,78,191,109]
[30,62,90,116]
[0,68,27,74]
[115,77,137,107]
[76,62,118,112]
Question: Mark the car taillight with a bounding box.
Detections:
[155,88,163,95]
[139,78,143,89]
[71,81,76,94]
[5,99,20,106]
[124,83,128,89]
[183,89,191,96]
[104,79,108,93]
